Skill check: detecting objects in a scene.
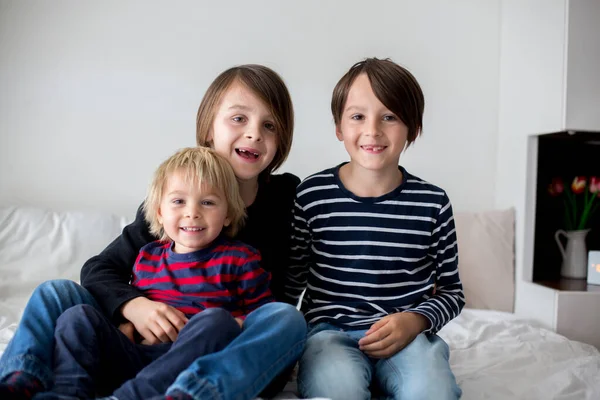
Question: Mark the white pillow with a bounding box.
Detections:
[0,206,131,300]
[454,208,515,312]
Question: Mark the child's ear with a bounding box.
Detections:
[223,216,231,227]
[157,207,164,225]
[335,125,344,142]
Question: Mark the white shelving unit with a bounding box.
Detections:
[497,0,600,348]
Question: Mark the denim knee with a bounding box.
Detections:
[55,304,102,330]
[377,334,461,400]
[195,307,231,320]
[34,279,80,297]
[263,302,307,337]
[33,279,95,305]
[185,308,233,329]
[299,330,371,400]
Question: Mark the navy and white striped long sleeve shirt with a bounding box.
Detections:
[284,164,464,333]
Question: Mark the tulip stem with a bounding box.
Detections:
[564,187,577,231]
[578,191,598,230]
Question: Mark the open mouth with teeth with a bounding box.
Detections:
[235,148,260,159]
[180,227,204,232]
[361,145,387,153]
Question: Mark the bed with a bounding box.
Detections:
[1,206,599,399]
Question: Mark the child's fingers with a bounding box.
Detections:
[363,335,404,358]
[364,316,389,336]
[118,322,135,343]
[154,318,179,342]
[359,326,392,348]
[165,308,188,331]
[144,320,172,343]
[137,325,161,345]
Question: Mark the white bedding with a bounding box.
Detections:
[2,305,600,399]
[1,206,600,399]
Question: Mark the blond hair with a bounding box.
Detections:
[195,64,294,179]
[143,147,246,240]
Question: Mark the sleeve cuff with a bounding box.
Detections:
[406,309,438,334]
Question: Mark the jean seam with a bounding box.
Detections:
[170,377,222,400]
[237,338,306,400]
[379,356,404,396]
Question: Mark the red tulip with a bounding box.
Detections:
[548,177,564,196]
[571,176,587,194]
[590,177,600,194]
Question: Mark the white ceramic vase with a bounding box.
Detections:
[554,229,590,279]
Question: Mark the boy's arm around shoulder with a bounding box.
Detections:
[80,203,155,321]
[407,194,465,334]
[236,245,275,319]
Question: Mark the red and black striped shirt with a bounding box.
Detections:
[131,237,273,318]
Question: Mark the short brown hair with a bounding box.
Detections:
[143,147,246,241]
[331,58,424,146]
[196,64,294,178]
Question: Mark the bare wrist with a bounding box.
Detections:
[120,296,146,319]
[407,312,430,333]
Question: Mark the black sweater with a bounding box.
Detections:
[80,173,300,321]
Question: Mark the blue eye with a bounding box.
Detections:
[232,116,246,123]
[172,199,184,205]
[201,200,215,206]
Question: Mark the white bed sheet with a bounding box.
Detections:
[2,303,600,399]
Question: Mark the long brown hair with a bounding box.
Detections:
[196,65,294,177]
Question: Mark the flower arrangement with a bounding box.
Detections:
[548,176,600,231]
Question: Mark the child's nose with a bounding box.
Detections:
[244,122,263,142]
[364,120,381,137]
[185,205,202,219]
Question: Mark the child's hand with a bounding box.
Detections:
[358,312,429,359]
[120,297,188,344]
[118,321,136,343]
[235,317,244,328]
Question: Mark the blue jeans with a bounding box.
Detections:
[46,305,240,399]
[1,280,307,400]
[168,302,307,400]
[0,279,97,389]
[297,323,461,400]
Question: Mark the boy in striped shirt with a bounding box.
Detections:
[42,147,273,399]
[286,58,465,400]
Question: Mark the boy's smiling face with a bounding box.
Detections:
[336,73,408,174]
[157,169,231,254]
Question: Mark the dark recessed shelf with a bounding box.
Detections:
[532,131,600,282]
[533,278,600,292]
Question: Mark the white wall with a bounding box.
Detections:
[0,0,501,217]
[495,0,568,318]
[565,0,600,131]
